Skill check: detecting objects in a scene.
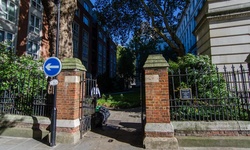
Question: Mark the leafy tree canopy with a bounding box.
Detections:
[93,0,189,57]
[117,45,135,80]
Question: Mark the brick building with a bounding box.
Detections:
[0,0,116,78]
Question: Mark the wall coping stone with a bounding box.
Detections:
[143,54,169,68]
[1,114,51,125]
[145,123,174,133]
[61,58,86,71]
[172,121,250,131]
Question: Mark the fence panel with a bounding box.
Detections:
[80,78,97,139]
[169,65,250,121]
[0,73,51,116]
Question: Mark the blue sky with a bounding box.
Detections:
[90,0,95,5]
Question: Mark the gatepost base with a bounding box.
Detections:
[144,137,179,150]
[143,123,179,150]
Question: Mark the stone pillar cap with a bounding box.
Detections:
[61,58,86,71]
[143,54,169,68]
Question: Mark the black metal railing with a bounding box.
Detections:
[80,78,97,138]
[0,73,51,116]
[169,64,250,121]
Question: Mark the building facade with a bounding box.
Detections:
[0,0,116,78]
[194,0,250,70]
[0,0,20,51]
[176,0,205,54]
[177,0,250,70]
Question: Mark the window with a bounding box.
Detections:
[72,21,79,36]
[28,41,39,56]
[83,2,89,12]
[0,30,13,43]
[29,14,41,34]
[75,9,79,17]
[82,29,89,43]
[83,16,89,26]
[0,0,17,22]
[82,43,88,58]
[6,32,12,41]
[0,30,4,42]
[82,29,89,58]
[98,32,102,39]
[31,0,42,11]
[73,38,79,57]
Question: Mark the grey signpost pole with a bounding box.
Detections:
[50,0,60,147]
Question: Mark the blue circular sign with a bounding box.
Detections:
[43,57,62,77]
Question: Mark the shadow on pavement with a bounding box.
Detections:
[91,121,144,148]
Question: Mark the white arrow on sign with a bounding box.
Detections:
[45,63,60,71]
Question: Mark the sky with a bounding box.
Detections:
[90,0,96,5]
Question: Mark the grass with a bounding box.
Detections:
[97,88,141,109]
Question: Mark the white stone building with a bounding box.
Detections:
[194,0,250,71]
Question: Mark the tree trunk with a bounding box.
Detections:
[42,0,77,59]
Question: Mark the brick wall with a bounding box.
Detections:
[145,68,170,123]
[56,71,83,120]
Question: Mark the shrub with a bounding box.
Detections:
[169,54,242,120]
[0,42,47,115]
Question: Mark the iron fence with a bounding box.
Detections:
[0,73,51,116]
[169,64,250,121]
[80,78,97,138]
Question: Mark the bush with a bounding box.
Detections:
[169,54,242,120]
[0,42,47,115]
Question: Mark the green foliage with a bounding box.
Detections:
[169,54,243,120]
[94,0,188,57]
[117,46,135,79]
[97,88,140,109]
[117,46,135,90]
[0,42,47,115]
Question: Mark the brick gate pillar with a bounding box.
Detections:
[143,54,178,150]
[55,58,86,144]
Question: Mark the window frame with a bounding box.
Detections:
[83,15,89,26]
[0,0,17,22]
[72,21,79,36]
[73,37,79,57]
[29,14,41,34]
[31,0,42,11]
[27,40,40,59]
[0,29,14,43]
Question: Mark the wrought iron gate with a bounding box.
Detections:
[80,77,97,139]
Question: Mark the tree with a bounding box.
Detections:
[41,0,77,59]
[93,0,189,57]
[127,35,158,72]
[117,45,135,89]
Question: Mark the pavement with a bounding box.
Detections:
[0,107,250,150]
